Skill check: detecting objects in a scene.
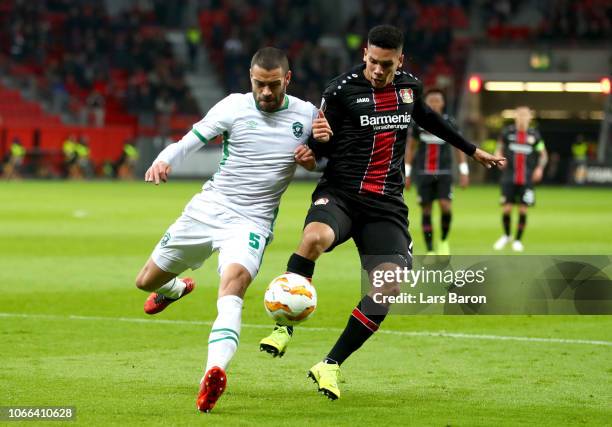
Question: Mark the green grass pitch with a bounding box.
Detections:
[1,181,611,426]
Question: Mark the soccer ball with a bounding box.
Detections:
[264,273,317,326]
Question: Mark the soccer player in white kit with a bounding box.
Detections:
[134,47,332,412]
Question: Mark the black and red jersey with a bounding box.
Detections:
[310,64,475,199]
[499,125,545,186]
[412,114,457,176]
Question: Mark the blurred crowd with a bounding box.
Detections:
[200,0,470,104]
[1,0,609,123]
[2,0,199,129]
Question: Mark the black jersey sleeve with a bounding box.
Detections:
[412,87,476,156]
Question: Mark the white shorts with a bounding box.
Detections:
[151,199,270,280]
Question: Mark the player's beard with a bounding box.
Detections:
[256,88,286,112]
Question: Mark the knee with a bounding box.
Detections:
[219,266,252,297]
[301,230,332,255]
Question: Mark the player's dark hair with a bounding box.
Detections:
[425,88,446,102]
[367,25,404,50]
[250,47,289,73]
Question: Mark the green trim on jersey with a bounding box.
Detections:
[254,95,289,113]
[191,128,208,144]
[210,131,230,182]
[219,131,230,166]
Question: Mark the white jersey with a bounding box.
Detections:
[156,93,318,232]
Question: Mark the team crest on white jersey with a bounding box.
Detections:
[399,88,413,104]
[292,121,304,138]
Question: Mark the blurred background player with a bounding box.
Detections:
[62,134,93,179]
[404,89,469,255]
[134,47,332,413]
[493,106,548,252]
[114,141,139,180]
[2,137,26,179]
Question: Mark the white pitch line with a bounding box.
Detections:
[0,312,611,347]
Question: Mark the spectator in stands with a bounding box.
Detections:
[2,137,26,179]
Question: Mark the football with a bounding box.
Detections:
[264,273,317,326]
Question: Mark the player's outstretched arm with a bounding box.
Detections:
[413,98,505,170]
[145,130,208,185]
[145,161,172,185]
[472,148,505,169]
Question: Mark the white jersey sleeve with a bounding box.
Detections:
[154,94,238,167]
[191,94,238,142]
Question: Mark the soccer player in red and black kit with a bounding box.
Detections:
[404,89,469,255]
[493,106,547,252]
[259,25,504,399]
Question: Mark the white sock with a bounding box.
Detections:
[155,278,186,299]
[205,295,243,372]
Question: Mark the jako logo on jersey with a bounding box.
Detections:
[356,97,370,103]
[314,197,329,206]
[360,112,412,127]
[399,88,413,104]
[292,121,304,138]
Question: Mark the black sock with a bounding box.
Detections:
[276,324,293,336]
[325,295,388,365]
[422,213,433,251]
[516,213,526,240]
[441,212,452,241]
[286,253,315,280]
[502,213,511,236]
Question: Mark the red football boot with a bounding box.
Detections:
[196,366,227,413]
[143,278,195,315]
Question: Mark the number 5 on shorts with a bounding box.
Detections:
[248,232,261,249]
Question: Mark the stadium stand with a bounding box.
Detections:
[0,0,201,175]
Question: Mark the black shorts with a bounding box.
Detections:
[415,174,453,205]
[304,184,412,271]
[501,183,535,206]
